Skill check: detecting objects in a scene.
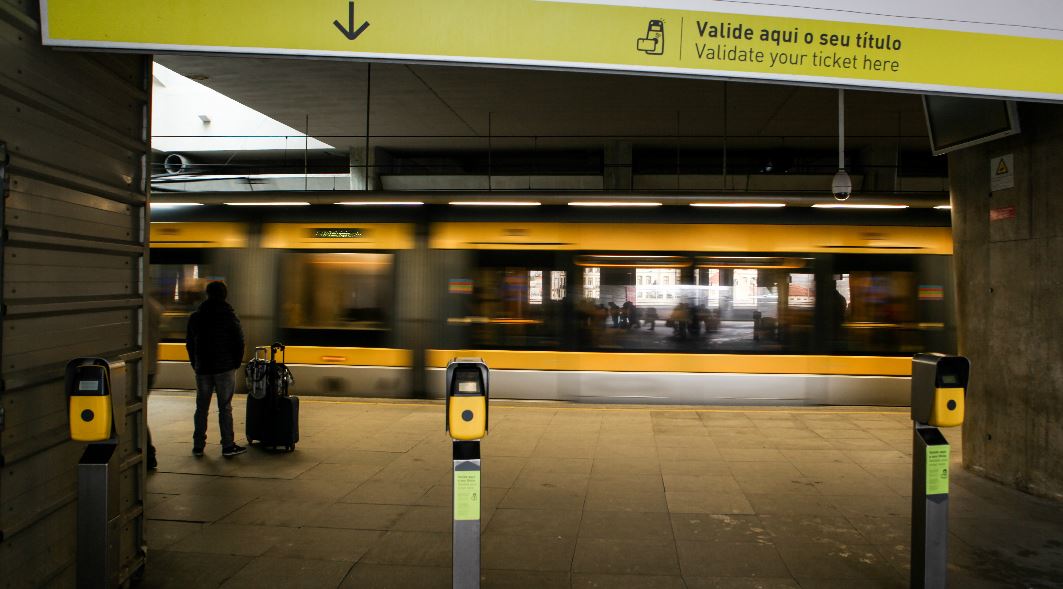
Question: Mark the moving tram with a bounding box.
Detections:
[150,201,954,405]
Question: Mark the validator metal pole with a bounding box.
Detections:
[77,440,121,589]
[453,440,481,589]
[911,423,950,589]
[909,353,967,589]
[68,358,122,589]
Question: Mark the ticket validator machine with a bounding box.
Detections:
[910,353,969,589]
[445,358,489,589]
[67,358,121,589]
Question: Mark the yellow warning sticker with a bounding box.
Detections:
[996,159,1009,175]
[926,445,950,496]
[454,470,481,521]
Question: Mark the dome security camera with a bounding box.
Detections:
[832,169,852,201]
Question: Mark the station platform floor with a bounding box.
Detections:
[142,392,1063,589]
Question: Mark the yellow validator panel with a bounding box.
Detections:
[911,353,969,428]
[448,396,487,441]
[69,395,113,442]
[446,358,490,441]
[66,361,114,442]
[929,388,965,428]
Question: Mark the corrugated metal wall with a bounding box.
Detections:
[0,1,150,586]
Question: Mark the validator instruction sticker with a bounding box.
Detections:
[454,469,481,521]
[926,445,950,496]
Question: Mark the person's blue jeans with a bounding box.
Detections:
[193,370,237,449]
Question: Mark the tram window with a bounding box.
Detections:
[575,255,814,353]
[550,271,567,302]
[528,270,566,305]
[529,270,544,305]
[583,267,600,299]
[788,274,816,308]
[451,252,565,349]
[833,269,923,354]
[279,253,393,346]
[732,269,758,309]
[693,260,815,353]
[149,252,226,342]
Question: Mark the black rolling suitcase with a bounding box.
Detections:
[245,343,299,451]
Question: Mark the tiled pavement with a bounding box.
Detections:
[142,393,1063,588]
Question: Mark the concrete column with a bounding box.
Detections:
[349,146,381,190]
[949,103,1063,501]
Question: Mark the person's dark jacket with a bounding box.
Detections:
[186,299,245,375]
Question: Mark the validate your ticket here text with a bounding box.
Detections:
[692,20,903,73]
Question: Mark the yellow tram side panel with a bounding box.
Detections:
[158,343,412,367]
[426,350,911,377]
[261,223,415,250]
[429,222,952,255]
[150,222,249,248]
[161,344,908,375]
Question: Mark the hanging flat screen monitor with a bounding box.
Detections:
[923,96,1020,156]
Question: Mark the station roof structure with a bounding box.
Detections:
[154,56,933,156]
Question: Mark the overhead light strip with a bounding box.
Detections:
[811,204,909,209]
[151,202,204,208]
[568,201,662,207]
[336,201,425,206]
[689,203,786,208]
[449,201,542,206]
[934,205,952,210]
[223,202,311,206]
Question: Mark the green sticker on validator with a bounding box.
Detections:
[926,445,950,495]
[454,470,481,521]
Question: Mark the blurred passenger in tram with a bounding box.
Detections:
[608,302,620,327]
[643,306,658,330]
[669,303,690,340]
[595,304,608,331]
[833,288,848,329]
[621,301,638,329]
[577,299,609,346]
[576,299,591,345]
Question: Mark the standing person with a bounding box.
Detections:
[186,281,247,457]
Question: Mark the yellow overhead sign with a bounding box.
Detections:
[41,0,1063,101]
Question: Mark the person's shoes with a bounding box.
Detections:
[192,447,205,457]
[222,444,247,457]
[147,454,158,470]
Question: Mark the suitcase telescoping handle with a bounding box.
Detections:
[270,342,285,364]
[255,346,269,362]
